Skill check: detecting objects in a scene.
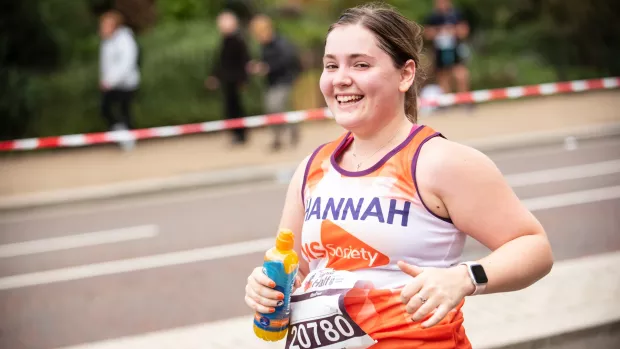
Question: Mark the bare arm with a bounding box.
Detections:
[421,138,554,294]
[456,21,469,40]
[244,155,311,314]
[423,26,438,41]
[277,155,311,279]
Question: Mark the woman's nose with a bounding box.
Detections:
[333,67,352,87]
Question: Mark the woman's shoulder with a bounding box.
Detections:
[422,136,489,162]
[417,136,502,191]
[307,132,350,161]
[291,136,342,178]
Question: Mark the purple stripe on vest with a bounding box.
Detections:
[332,131,352,160]
[330,124,424,177]
[411,132,453,224]
[301,143,328,207]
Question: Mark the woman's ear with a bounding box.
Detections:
[399,59,416,93]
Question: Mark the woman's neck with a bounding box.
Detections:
[350,114,413,157]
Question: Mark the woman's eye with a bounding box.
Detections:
[325,64,337,69]
[355,62,370,68]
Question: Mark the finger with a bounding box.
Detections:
[248,276,284,301]
[422,303,453,328]
[411,295,441,322]
[400,278,423,305]
[404,292,429,314]
[397,261,424,277]
[245,295,275,314]
[252,267,277,288]
[294,274,302,288]
[246,284,282,308]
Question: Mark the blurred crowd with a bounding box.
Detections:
[98,0,472,150]
[204,11,302,150]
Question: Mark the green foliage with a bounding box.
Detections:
[132,20,263,129]
[277,15,329,49]
[1,0,61,71]
[155,0,256,22]
[0,70,43,141]
[29,20,267,137]
[0,0,60,140]
[5,0,620,139]
[156,0,212,21]
[38,0,98,64]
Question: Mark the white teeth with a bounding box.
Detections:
[337,95,363,103]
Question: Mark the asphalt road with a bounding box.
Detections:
[0,134,619,349]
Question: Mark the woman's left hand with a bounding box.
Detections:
[398,261,475,328]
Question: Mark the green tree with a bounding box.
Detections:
[0,0,60,140]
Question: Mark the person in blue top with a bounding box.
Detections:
[424,0,470,95]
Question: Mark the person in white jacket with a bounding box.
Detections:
[99,10,140,133]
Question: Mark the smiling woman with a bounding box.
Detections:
[244,3,554,348]
[320,12,423,140]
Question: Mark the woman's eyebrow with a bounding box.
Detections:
[323,53,373,60]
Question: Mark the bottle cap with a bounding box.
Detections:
[276,229,294,251]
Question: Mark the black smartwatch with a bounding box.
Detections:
[459,261,488,295]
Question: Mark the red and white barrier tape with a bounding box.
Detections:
[1,77,618,151]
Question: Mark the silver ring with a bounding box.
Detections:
[416,294,427,304]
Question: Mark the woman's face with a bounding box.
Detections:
[320,24,410,134]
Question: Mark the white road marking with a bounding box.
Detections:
[506,159,620,188]
[487,136,620,162]
[0,225,159,258]
[0,181,289,224]
[522,185,620,211]
[0,237,274,290]
[0,186,619,290]
[2,150,620,226]
[53,251,620,349]
[563,136,579,151]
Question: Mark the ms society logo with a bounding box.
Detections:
[302,220,389,271]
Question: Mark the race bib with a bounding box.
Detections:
[285,269,377,349]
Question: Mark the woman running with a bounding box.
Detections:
[244,3,553,348]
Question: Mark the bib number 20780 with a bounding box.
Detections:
[286,313,366,349]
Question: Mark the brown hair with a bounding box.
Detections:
[327,3,425,123]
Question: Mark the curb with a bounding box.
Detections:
[487,321,620,349]
[0,162,297,211]
[1,122,619,211]
[464,121,620,152]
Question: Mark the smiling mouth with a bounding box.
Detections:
[336,95,364,105]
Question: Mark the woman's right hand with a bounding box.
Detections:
[245,266,285,314]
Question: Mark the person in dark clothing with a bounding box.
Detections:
[249,14,302,151]
[206,11,251,145]
[424,0,470,95]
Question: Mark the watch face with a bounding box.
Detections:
[471,264,488,284]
